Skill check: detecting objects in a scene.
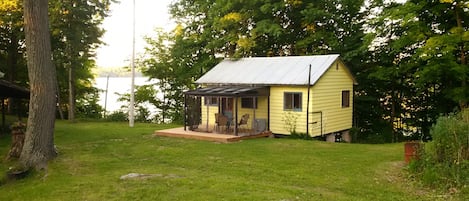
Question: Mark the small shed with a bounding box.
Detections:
[0,80,29,99]
[0,79,30,129]
[185,54,357,142]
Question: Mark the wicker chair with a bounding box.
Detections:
[238,114,250,133]
[215,113,228,133]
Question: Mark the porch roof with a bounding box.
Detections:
[0,79,29,99]
[185,85,269,97]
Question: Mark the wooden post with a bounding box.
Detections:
[206,97,209,132]
[267,95,270,131]
[1,98,5,131]
[306,64,311,136]
[183,95,187,131]
[6,121,26,160]
[234,97,238,136]
[252,96,256,133]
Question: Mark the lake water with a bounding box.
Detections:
[94,77,158,114]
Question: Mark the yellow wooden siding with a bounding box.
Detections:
[310,61,353,136]
[200,98,218,131]
[270,61,353,136]
[200,96,269,131]
[270,86,310,134]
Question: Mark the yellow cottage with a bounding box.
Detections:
[184,54,357,142]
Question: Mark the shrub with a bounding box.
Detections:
[288,132,314,140]
[410,109,469,191]
[105,111,128,122]
[282,112,299,134]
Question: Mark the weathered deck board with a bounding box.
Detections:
[154,127,272,143]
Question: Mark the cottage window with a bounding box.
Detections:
[204,97,218,106]
[241,97,258,109]
[284,92,302,111]
[342,90,350,108]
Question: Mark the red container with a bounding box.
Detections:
[404,142,422,164]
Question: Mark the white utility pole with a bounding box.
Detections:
[129,0,136,127]
[104,74,109,118]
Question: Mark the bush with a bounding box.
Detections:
[105,111,128,122]
[288,132,314,140]
[410,109,469,191]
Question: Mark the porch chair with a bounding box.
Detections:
[238,114,250,133]
[215,113,229,133]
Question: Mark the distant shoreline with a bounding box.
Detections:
[94,77,158,114]
[93,66,144,78]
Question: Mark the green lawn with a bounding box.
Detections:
[0,121,462,200]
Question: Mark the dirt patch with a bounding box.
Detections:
[377,161,457,200]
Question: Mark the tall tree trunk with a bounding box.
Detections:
[56,78,65,120]
[6,31,19,114]
[68,65,75,122]
[20,0,57,169]
[455,5,467,108]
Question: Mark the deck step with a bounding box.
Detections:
[154,127,272,143]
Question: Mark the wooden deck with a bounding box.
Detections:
[154,127,273,143]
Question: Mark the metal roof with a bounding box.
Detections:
[0,80,29,99]
[196,54,341,85]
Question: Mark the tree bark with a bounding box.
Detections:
[68,64,75,122]
[56,79,65,120]
[6,122,26,160]
[6,30,19,115]
[455,5,467,108]
[20,0,57,169]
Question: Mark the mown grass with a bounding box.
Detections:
[0,121,463,200]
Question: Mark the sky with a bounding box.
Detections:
[95,0,174,68]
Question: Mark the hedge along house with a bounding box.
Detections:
[184,54,357,141]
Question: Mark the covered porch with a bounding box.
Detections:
[184,85,270,136]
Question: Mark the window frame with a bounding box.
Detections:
[342,90,350,108]
[204,96,218,106]
[284,92,302,111]
[241,97,258,109]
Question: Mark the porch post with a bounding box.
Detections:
[184,95,187,131]
[218,97,221,114]
[206,97,209,132]
[267,95,270,131]
[306,64,311,136]
[252,96,256,133]
[1,98,5,129]
[234,96,238,136]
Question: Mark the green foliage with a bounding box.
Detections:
[411,109,469,190]
[282,111,299,134]
[135,106,151,123]
[49,0,113,120]
[357,0,469,141]
[288,132,314,140]
[75,87,104,119]
[0,0,27,87]
[0,0,113,120]
[115,85,163,123]
[105,110,127,122]
[351,120,394,144]
[140,29,219,123]
[170,0,365,57]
